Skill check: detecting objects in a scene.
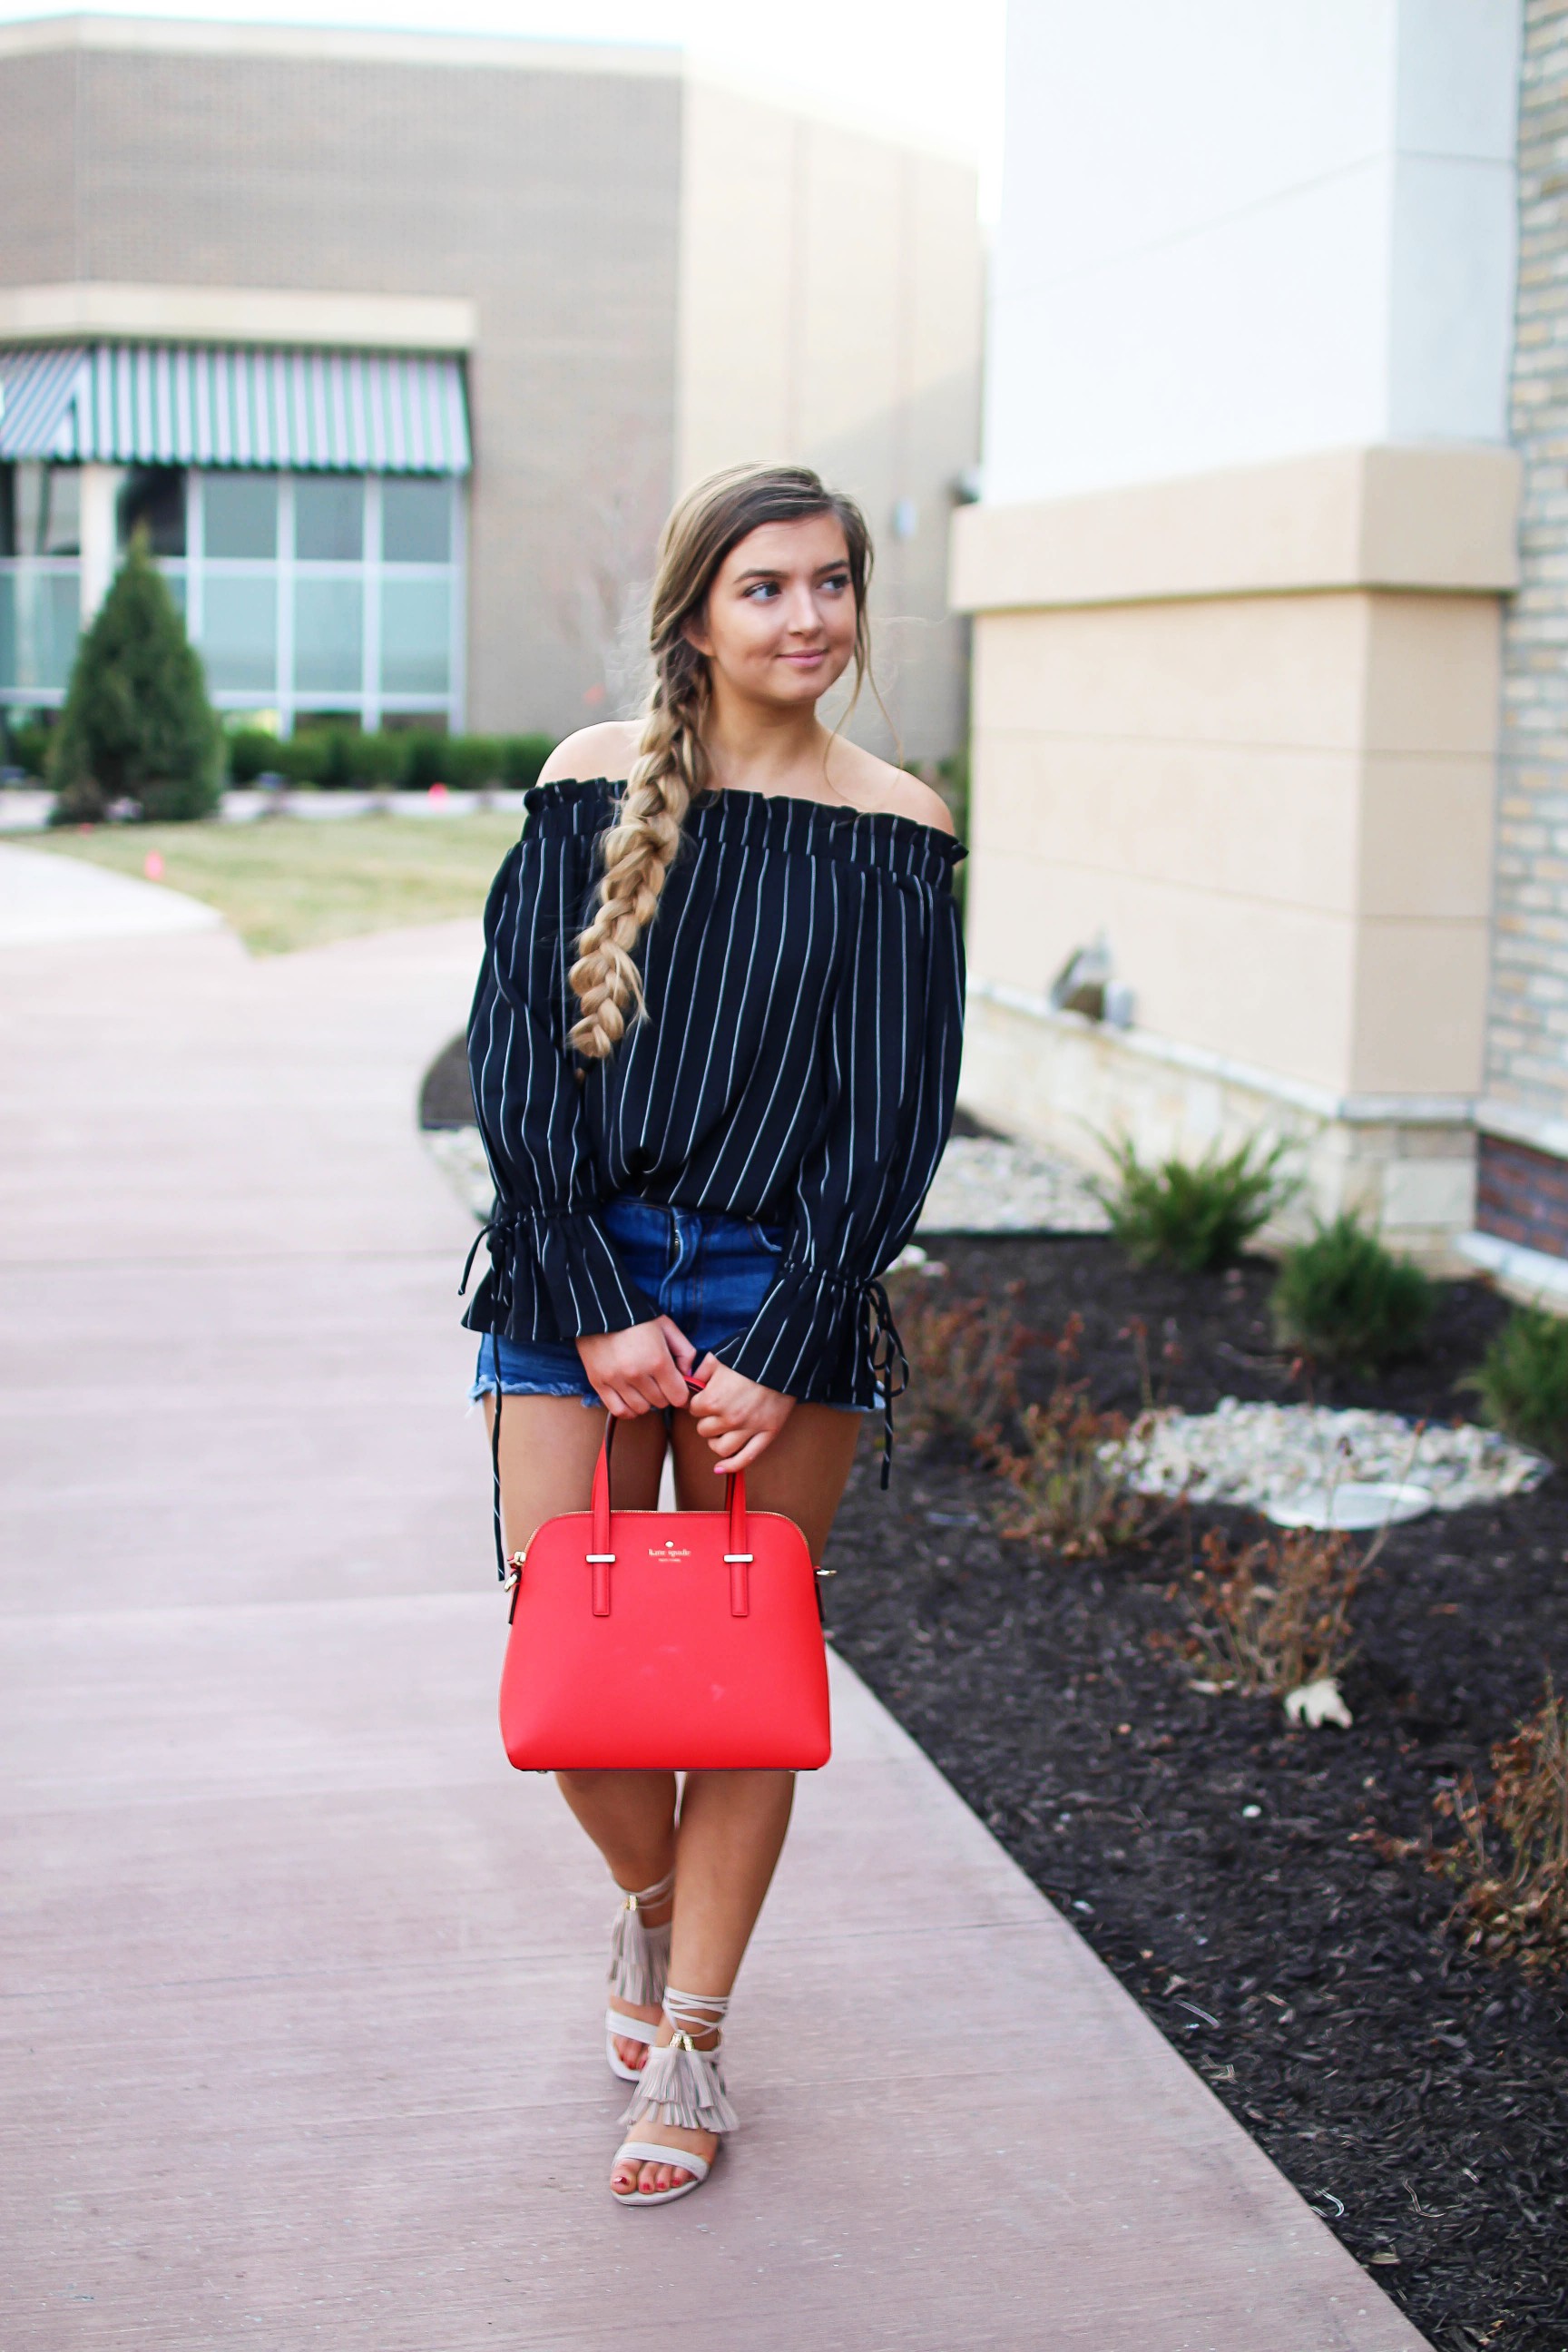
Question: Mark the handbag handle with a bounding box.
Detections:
[589,1416,750,1618]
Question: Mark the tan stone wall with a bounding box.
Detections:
[960,991,1478,1268]
[965,586,1499,1102]
[953,444,1519,1256]
[676,81,982,762]
[0,52,78,284]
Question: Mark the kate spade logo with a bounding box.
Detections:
[650,1538,690,1559]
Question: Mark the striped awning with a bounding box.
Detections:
[0,343,470,473]
[0,345,89,461]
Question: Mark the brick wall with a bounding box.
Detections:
[1490,3,1568,1142]
[1477,1130,1568,1256]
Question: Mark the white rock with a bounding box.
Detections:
[1284,1677,1354,1730]
[1105,1398,1547,1519]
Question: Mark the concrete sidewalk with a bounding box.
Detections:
[0,838,222,946]
[0,913,1427,2351]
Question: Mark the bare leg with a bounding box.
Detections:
[485,1395,678,2068]
[485,1387,863,2200]
[611,1403,862,2198]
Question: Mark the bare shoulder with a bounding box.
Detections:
[537,720,640,787]
[827,740,956,835]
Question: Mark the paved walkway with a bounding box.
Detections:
[0,838,222,946]
[0,857,1427,2351]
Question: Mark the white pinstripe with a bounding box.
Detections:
[464,781,965,1398]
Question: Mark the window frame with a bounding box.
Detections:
[1,463,466,729]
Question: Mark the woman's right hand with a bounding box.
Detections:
[576,1317,695,1417]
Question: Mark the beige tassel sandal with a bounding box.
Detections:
[604,1866,674,2082]
[611,1988,737,2208]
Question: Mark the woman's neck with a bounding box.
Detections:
[701,685,834,799]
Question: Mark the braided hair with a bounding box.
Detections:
[566,463,872,1060]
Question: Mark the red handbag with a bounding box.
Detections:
[498,1421,832,1772]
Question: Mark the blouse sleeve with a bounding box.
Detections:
[464,801,659,1339]
[716,851,965,1402]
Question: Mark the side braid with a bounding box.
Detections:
[566,642,709,1061]
[566,462,874,1061]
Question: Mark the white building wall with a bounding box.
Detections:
[985,0,1522,504]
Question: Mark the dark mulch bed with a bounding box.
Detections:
[825,1236,1568,2352]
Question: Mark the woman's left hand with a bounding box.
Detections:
[688,1357,794,1474]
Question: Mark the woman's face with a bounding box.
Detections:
[685,514,858,710]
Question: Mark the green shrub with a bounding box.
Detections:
[341,730,404,788]
[441,735,505,791]
[226,727,282,784]
[298,724,359,788]
[49,535,220,823]
[1469,1308,1568,1463]
[1271,1213,1433,1370]
[500,732,556,789]
[270,732,331,786]
[397,729,447,792]
[1093,1134,1294,1273]
[5,717,52,778]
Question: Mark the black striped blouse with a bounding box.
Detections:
[462,777,965,1409]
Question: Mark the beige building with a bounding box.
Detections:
[0,13,982,757]
[954,0,1543,1278]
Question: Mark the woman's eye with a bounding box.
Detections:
[821,573,849,594]
[744,581,780,601]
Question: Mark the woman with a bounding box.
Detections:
[463,463,964,2205]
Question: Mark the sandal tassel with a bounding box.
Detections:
[619,1989,738,2135]
[607,1867,674,2005]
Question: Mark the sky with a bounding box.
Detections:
[0,0,1008,207]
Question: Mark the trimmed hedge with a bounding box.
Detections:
[225,727,555,793]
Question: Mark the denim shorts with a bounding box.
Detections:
[469,1195,787,1407]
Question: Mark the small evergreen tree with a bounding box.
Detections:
[50,534,220,823]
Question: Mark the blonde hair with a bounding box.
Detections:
[566,463,873,1060]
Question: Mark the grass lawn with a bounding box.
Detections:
[31,810,522,955]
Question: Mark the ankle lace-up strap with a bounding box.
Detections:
[608,1866,675,2004]
[618,1987,738,2134]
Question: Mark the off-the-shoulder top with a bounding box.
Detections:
[461,776,965,1415]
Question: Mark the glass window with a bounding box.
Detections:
[8,462,83,558]
[201,575,278,693]
[296,475,364,563]
[204,475,278,561]
[117,466,182,558]
[0,574,18,693]
[383,477,451,564]
[380,577,449,695]
[43,466,83,557]
[0,571,82,692]
[294,578,363,695]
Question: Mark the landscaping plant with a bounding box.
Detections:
[3,715,51,778]
[1183,1523,1358,1696]
[223,726,556,793]
[1093,1133,1293,1272]
[1270,1212,1433,1370]
[50,535,220,823]
[225,727,282,785]
[1468,1305,1568,1463]
[994,1315,1152,1558]
[888,1278,1024,1455]
[1420,1679,1568,1973]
